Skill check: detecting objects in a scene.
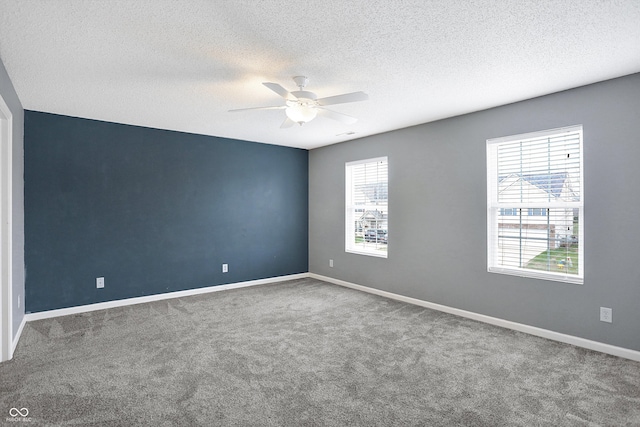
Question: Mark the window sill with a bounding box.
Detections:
[488,266,583,285]
[346,248,388,258]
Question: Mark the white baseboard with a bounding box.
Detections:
[309,273,640,362]
[19,271,640,363]
[12,316,26,356]
[25,273,310,322]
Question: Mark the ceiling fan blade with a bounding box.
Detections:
[228,106,286,112]
[316,91,368,106]
[263,82,297,100]
[280,117,296,128]
[317,108,358,124]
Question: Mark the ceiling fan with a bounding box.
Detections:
[229,76,369,128]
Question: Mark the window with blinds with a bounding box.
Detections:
[346,157,388,258]
[487,126,583,284]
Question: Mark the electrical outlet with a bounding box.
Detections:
[600,307,612,323]
[329,259,334,268]
[96,277,105,289]
[222,263,228,273]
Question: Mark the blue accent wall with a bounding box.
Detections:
[24,111,308,312]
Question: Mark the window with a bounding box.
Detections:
[346,157,388,258]
[487,126,583,284]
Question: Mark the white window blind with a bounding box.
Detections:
[487,126,583,284]
[346,157,388,258]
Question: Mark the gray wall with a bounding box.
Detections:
[0,56,25,340]
[309,73,640,352]
[25,111,308,312]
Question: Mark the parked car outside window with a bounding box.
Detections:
[364,229,387,244]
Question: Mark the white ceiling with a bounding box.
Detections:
[1,0,639,149]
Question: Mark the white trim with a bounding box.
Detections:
[24,273,309,322]
[11,316,25,354]
[17,271,640,363]
[345,156,388,167]
[309,273,640,362]
[486,124,584,145]
[345,248,388,258]
[345,156,389,259]
[0,93,13,362]
[486,125,584,285]
[488,266,583,285]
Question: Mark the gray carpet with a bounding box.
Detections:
[1,278,639,426]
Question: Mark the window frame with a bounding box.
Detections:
[486,125,584,284]
[345,156,388,258]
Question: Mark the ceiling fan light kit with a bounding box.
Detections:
[229,76,369,128]
[285,102,318,125]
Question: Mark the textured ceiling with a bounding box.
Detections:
[1,0,639,149]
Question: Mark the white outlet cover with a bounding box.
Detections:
[96,277,105,289]
[600,307,612,323]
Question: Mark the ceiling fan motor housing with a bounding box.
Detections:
[290,90,318,105]
[292,75,309,89]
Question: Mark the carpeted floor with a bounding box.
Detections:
[1,278,639,426]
